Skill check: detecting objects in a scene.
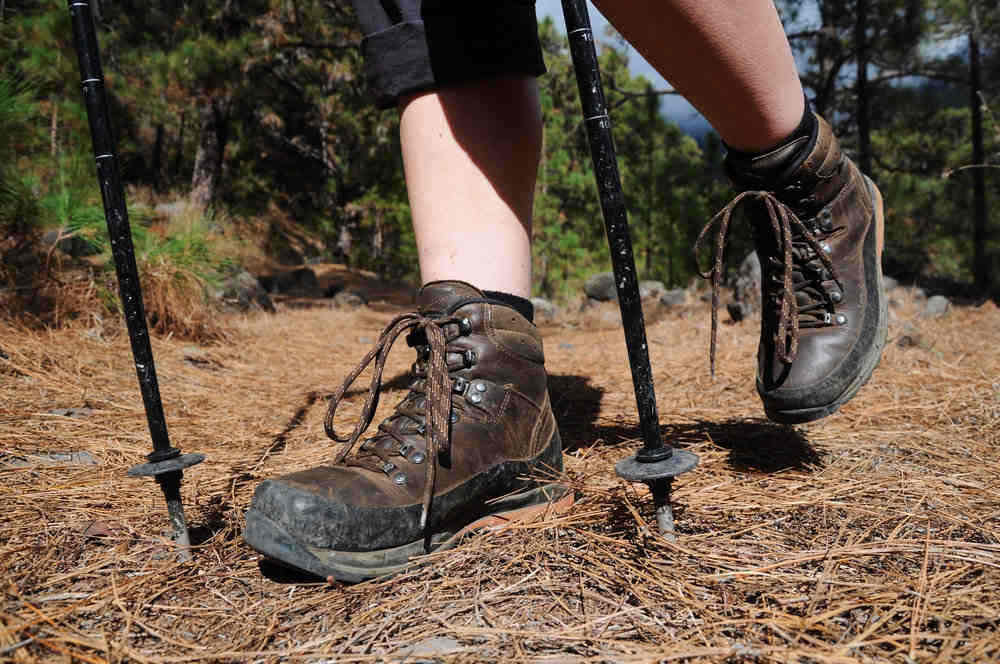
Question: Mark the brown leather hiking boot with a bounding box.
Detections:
[698,113,888,423]
[244,281,571,582]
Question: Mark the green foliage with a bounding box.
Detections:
[3,0,998,310]
[532,19,725,298]
[0,74,41,236]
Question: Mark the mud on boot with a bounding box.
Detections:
[698,113,888,424]
[244,281,572,582]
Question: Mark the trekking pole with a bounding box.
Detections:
[561,0,697,538]
[67,0,204,560]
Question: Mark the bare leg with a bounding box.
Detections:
[592,0,805,151]
[400,76,542,298]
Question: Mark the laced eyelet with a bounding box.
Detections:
[381,461,396,474]
[463,350,478,367]
[468,392,483,404]
[398,443,412,457]
[392,471,407,486]
[452,377,469,394]
[459,318,472,335]
[830,291,842,303]
[835,314,848,326]
[450,412,459,423]
[820,242,832,254]
[416,423,425,434]
[411,451,425,464]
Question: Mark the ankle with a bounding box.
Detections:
[724,97,818,188]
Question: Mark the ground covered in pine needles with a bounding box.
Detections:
[2,288,999,663]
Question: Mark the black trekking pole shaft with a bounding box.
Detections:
[68,0,174,461]
[562,0,667,462]
[563,0,698,537]
[68,0,204,559]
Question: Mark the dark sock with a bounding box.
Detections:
[484,290,534,323]
[724,95,818,183]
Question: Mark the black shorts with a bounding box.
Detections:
[350,0,546,108]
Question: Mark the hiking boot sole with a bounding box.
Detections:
[764,177,888,425]
[245,483,574,583]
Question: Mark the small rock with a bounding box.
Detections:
[154,200,193,219]
[727,301,752,322]
[896,334,921,348]
[400,636,462,658]
[737,251,762,286]
[923,294,951,318]
[530,297,557,321]
[911,287,927,301]
[219,270,275,312]
[41,228,100,257]
[660,288,688,309]
[728,252,761,320]
[46,408,94,418]
[0,347,8,359]
[2,451,98,467]
[638,280,666,300]
[357,336,373,344]
[583,272,617,301]
[259,268,319,296]
[333,291,365,309]
[883,276,899,292]
[82,521,116,538]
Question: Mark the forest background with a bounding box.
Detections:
[1,0,998,329]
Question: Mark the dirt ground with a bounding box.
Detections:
[1,286,998,663]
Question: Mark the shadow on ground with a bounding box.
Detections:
[549,373,821,472]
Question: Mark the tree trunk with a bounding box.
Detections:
[50,100,59,157]
[190,97,229,210]
[969,13,988,292]
[855,0,872,175]
[645,84,656,277]
[172,110,186,180]
[151,123,164,191]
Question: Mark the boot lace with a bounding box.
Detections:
[695,191,843,376]
[323,309,473,530]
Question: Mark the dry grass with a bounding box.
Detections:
[1,289,998,662]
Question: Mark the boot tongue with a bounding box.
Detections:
[416,280,486,316]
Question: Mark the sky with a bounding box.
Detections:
[534,0,711,136]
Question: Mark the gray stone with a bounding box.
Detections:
[2,451,98,467]
[530,297,557,321]
[883,276,899,292]
[46,407,94,418]
[333,291,365,309]
[639,280,666,300]
[728,251,761,321]
[737,251,762,285]
[398,636,462,659]
[911,287,927,301]
[154,200,193,219]
[727,301,753,323]
[583,272,618,301]
[258,267,319,296]
[41,229,99,257]
[218,271,275,312]
[660,288,688,309]
[923,294,951,318]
